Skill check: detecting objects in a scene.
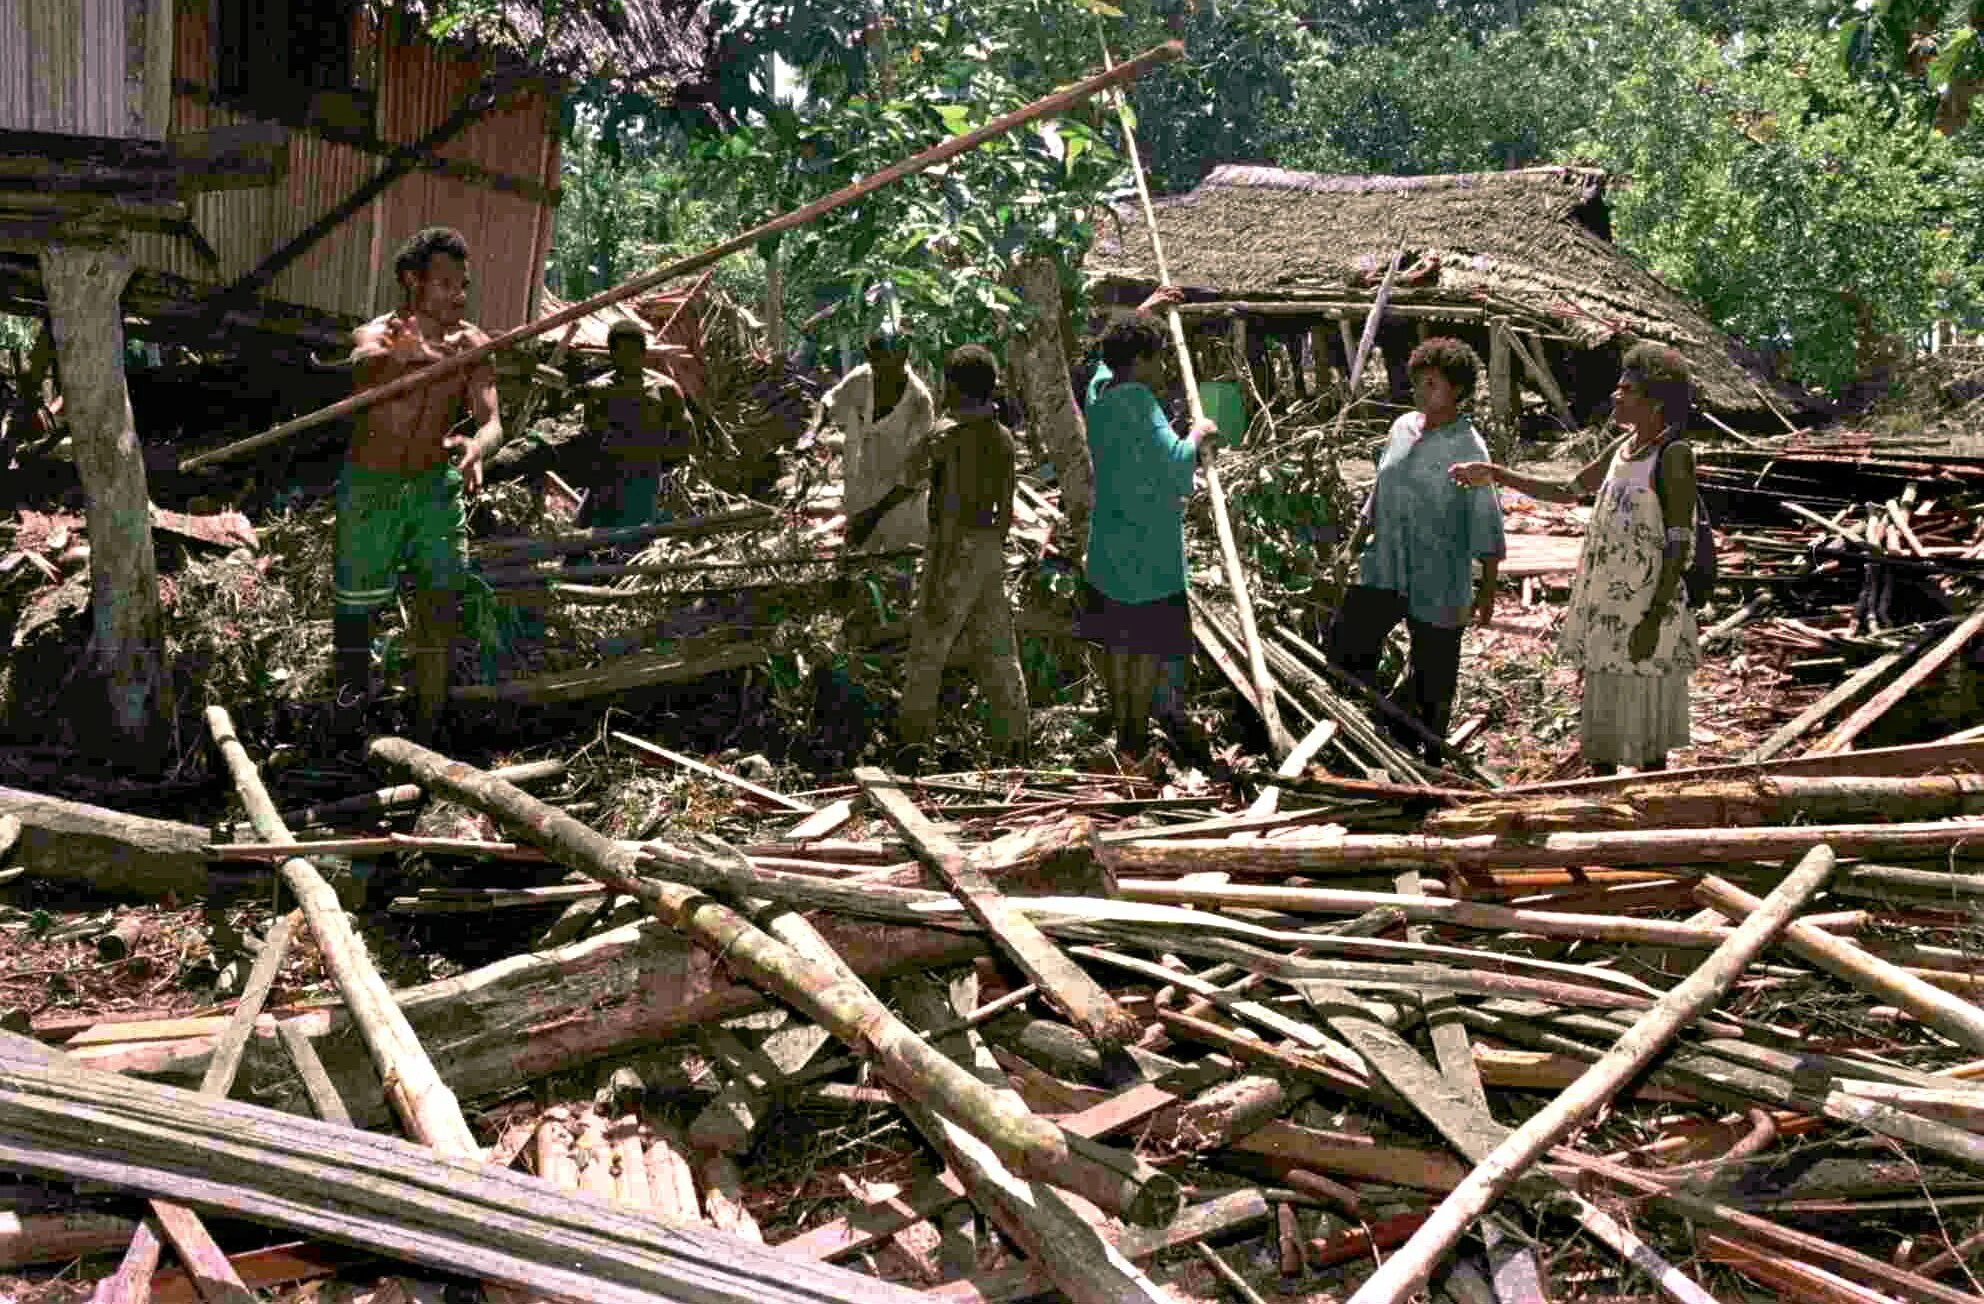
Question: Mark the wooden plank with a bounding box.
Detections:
[613,731,815,814]
[855,767,1140,1051]
[149,1243,367,1304]
[786,798,855,841]
[451,642,766,705]
[1809,605,1984,755]
[0,1035,920,1304]
[1297,980,1713,1304]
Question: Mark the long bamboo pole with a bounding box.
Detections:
[1344,849,1837,1304]
[1095,37,1292,760]
[206,708,481,1159]
[176,42,1183,474]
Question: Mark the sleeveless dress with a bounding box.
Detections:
[1558,437,1698,767]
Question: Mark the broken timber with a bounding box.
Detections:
[0,1033,920,1304]
[1345,849,1837,1304]
[855,767,1141,1052]
[368,738,1180,1228]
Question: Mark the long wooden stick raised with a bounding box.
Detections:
[1095,37,1293,760]
[177,42,1183,474]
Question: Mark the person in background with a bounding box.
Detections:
[1329,337,1503,766]
[1451,342,1699,774]
[337,226,503,743]
[848,345,1027,765]
[1078,311,1220,760]
[577,318,696,529]
[817,328,936,554]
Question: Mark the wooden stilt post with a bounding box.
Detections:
[39,240,171,763]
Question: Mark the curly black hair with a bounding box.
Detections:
[392,226,470,283]
[945,344,1000,405]
[1405,336,1483,403]
[1099,310,1167,372]
[1618,341,1693,424]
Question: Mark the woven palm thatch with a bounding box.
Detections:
[1087,164,1793,418]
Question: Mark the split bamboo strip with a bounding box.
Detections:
[1697,877,1984,1055]
[179,42,1184,473]
[368,739,1178,1228]
[1345,848,1836,1304]
[208,708,480,1158]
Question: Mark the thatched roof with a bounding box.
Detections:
[1087,164,1798,417]
[382,1,715,98]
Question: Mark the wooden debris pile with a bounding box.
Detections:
[12,720,1984,1301]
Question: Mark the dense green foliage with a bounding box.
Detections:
[432,0,1983,394]
[1276,0,1984,389]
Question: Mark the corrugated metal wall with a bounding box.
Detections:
[0,0,147,136]
[372,33,554,330]
[124,1,559,332]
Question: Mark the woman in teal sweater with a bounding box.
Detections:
[1078,312,1219,757]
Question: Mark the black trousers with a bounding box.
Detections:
[1326,585,1464,761]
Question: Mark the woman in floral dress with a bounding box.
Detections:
[1450,343,1700,773]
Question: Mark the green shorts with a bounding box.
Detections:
[333,464,467,617]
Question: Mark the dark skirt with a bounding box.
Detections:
[1075,586,1194,658]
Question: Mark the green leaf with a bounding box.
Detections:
[935,103,972,134]
[1926,27,1977,88]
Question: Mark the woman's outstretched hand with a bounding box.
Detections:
[1449,461,1497,488]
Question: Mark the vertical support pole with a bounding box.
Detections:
[1487,316,1515,442]
[1012,255,1091,560]
[764,238,786,359]
[40,240,170,763]
[1227,315,1248,384]
[1308,324,1331,394]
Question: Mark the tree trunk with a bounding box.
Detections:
[0,784,209,898]
[1010,255,1090,560]
[38,242,169,764]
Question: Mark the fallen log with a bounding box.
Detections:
[1107,818,1984,874]
[1698,876,1984,1055]
[368,738,1178,1228]
[1346,849,1837,1304]
[210,708,479,1158]
[473,507,776,562]
[1,1210,140,1268]
[0,783,210,898]
[1426,773,1984,835]
[0,1032,921,1304]
[891,976,1170,1304]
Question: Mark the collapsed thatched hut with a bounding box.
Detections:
[1086,164,1811,430]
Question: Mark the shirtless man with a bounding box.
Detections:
[334,226,503,740]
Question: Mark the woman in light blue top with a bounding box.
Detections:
[1328,337,1505,765]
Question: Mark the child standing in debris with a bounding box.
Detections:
[1078,311,1221,760]
[1329,337,1504,767]
[816,329,937,554]
[578,318,696,529]
[1451,343,1699,774]
[336,226,504,742]
[847,345,1027,764]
